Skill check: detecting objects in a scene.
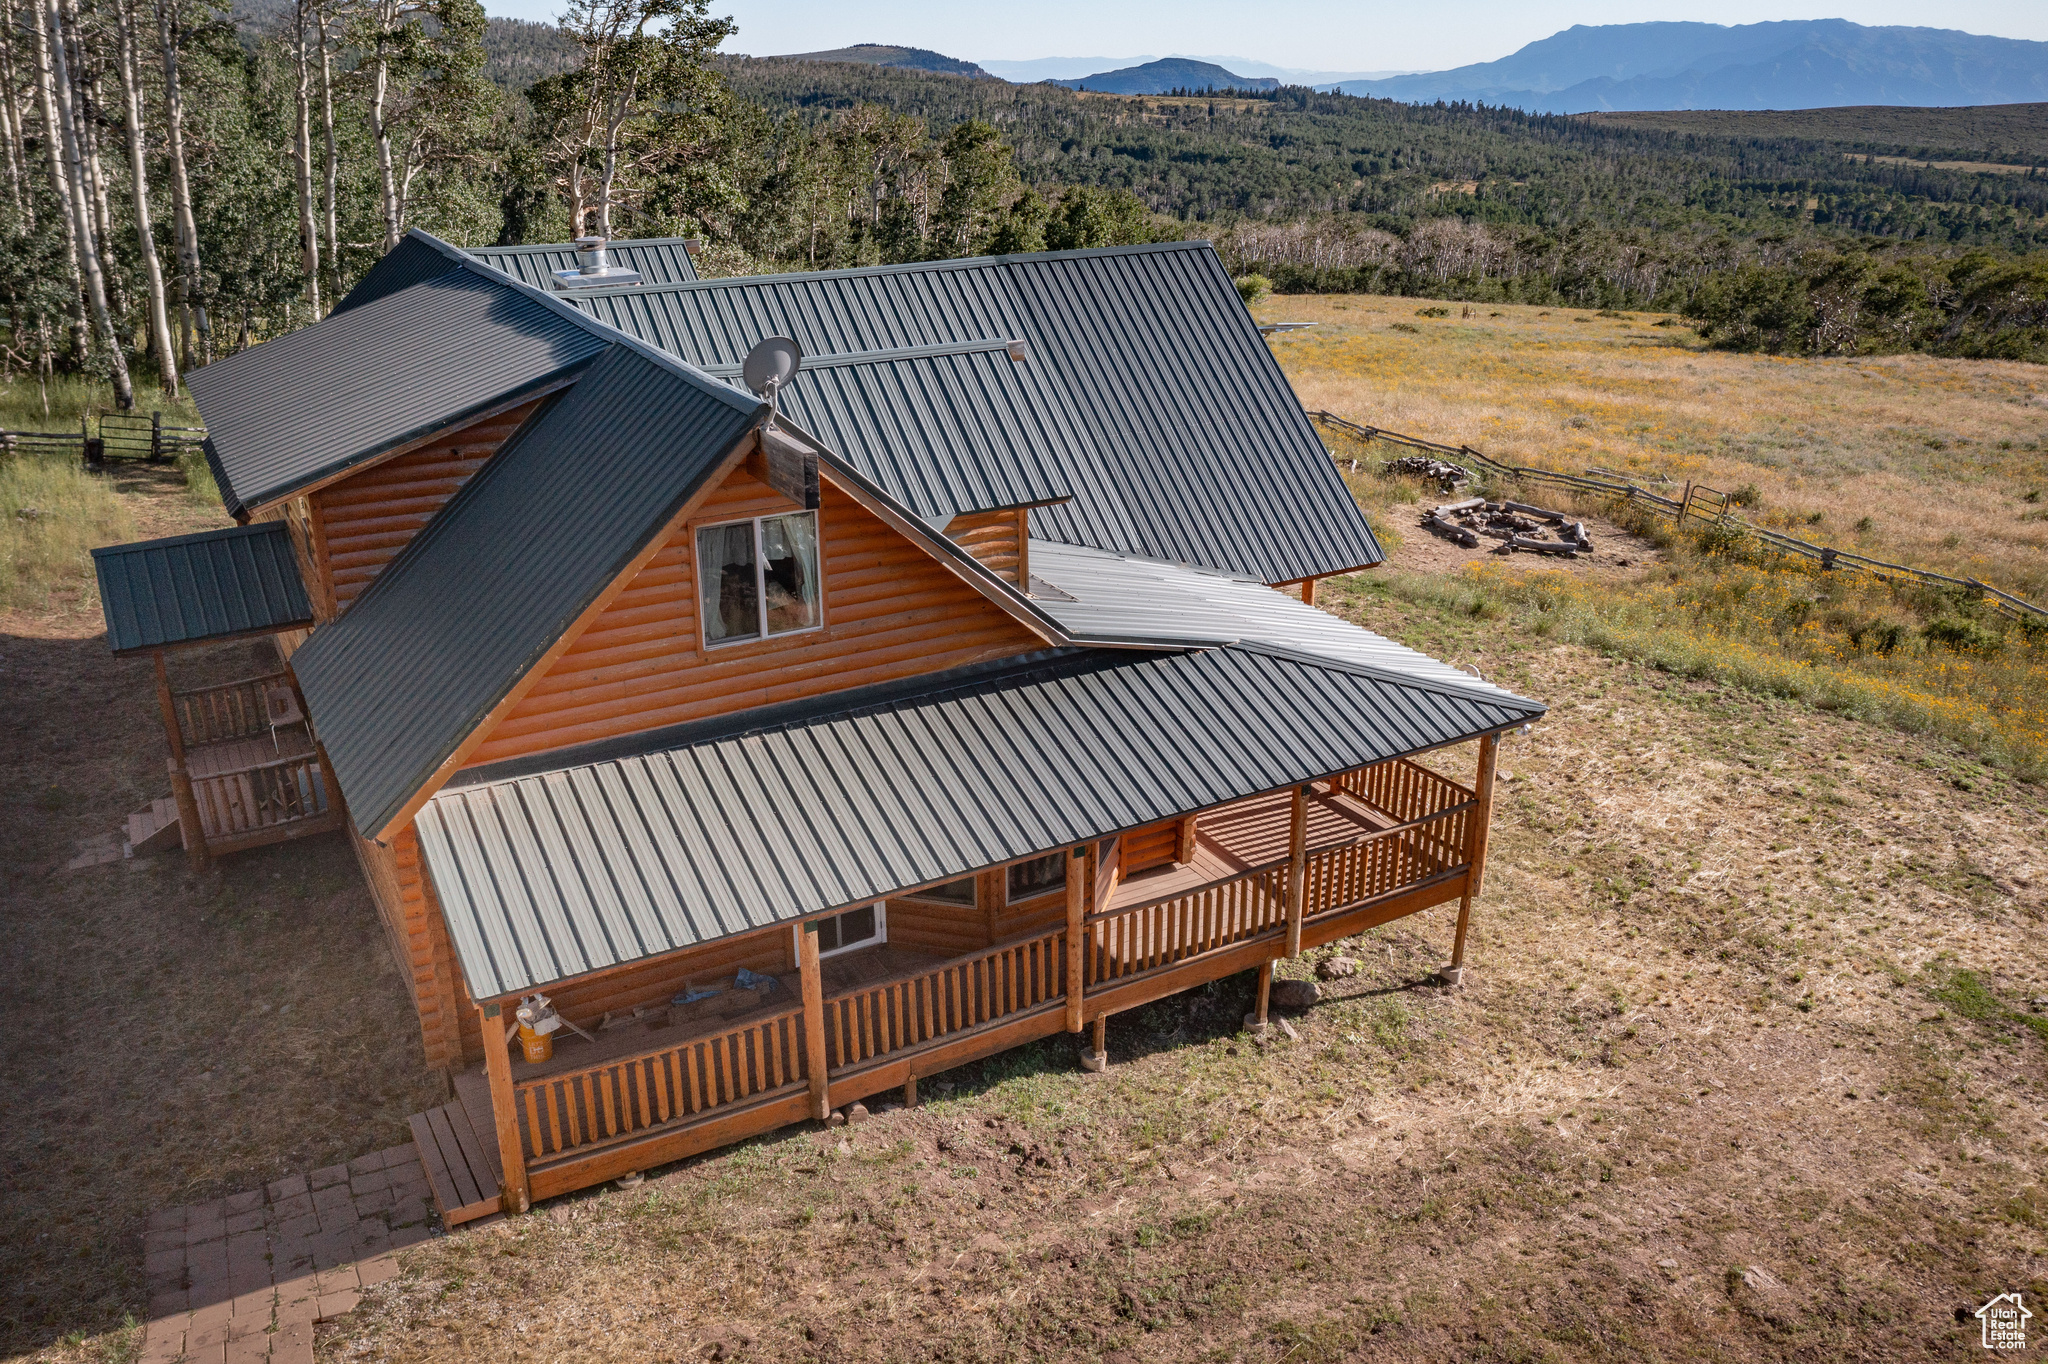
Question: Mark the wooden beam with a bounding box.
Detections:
[1284,783,1308,958]
[480,1001,529,1214]
[153,650,209,873]
[1469,733,1501,897]
[797,923,831,1120]
[1064,845,1086,1033]
[1015,508,1030,588]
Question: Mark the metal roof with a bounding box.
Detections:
[92,522,314,655]
[186,266,609,516]
[290,343,766,841]
[418,643,1543,1000]
[468,237,700,289]
[1029,540,1532,703]
[765,346,1090,522]
[557,242,1381,583]
[329,233,465,315]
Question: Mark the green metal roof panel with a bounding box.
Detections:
[560,242,1382,583]
[418,643,1541,1000]
[92,522,313,654]
[290,343,765,840]
[185,266,610,516]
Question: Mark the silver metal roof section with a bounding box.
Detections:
[92,522,314,655]
[419,642,1545,1001]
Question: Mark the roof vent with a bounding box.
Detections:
[551,236,642,290]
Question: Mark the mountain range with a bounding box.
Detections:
[1321,20,2048,111]
[978,55,1408,84]
[1053,58,1279,95]
[766,44,994,79]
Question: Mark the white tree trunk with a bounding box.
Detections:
[154,0,207,364]
[0,5,32,229]
[317,3,339,301]
[112,0,176,394]
[60,0,124,318]
[366,0,401,250]
[42,0,131,406]
[26,0,89,359]
[290,0,319,313]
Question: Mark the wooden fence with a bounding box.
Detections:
[0,411,204,466]
[174,671,286,747]
[1307,409,2047,627]
[188,752,328,838]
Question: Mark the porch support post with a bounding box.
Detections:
[798,923,831,1120]
[1448,732,1501,982]
[1251,961,1274,1033]
[1299,577,1316,606]
[1064,845,1086,1034]
[152,650,210,872]
[1284,783,1309,958]
[480,1001,530,1214]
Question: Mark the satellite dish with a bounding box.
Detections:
[741,336,802,403]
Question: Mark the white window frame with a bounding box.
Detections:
[798,901,887,960]
[696,510,824,650]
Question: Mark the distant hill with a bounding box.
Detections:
[1324,20,2048,112]
[980,54,1407,85]
[1579,104,2048,165]
[1055,58,1280,95]
[768,44,992,79]
[482,17,579,89]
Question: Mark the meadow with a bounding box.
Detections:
[1263,295,2048,779]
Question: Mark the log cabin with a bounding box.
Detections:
[94,231,1546,1222]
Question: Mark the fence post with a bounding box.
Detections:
[152,410,162,462]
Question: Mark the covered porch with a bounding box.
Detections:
[93,523,338,865]
[410,744,1499,1220]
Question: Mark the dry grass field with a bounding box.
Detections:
[0,311,2044,1364]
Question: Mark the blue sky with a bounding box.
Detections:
[482,0,2048,73]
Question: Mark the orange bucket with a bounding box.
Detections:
[516,1019,553,1063]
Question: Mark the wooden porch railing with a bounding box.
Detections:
[1299,801,1473,919]
[1330,756,1473,827]
[173,670,290,747]
[187,752,329,838]
[823,927,1067,1071]
[1083,865,1288,987]
[515,1005,809,1163]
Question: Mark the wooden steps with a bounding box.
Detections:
[126,797,183,855]
[407,1101,502,1226]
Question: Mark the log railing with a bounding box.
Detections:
[1330,757,1472,828]
[173,671,290,747]
[1299,802,1472,919]
[188,752,329,838]
[1084,865,1288,987]
[515,1006,809,1163]
[822,927,1066,1071]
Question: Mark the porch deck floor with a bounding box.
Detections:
[1108,781,1395,908]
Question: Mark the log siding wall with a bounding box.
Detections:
[945,508,1025,585]
[308,398,547,612]
[465,468,1047,768]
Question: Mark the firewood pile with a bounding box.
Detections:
[1420,498,1594,557]
[1382,455,1471,491]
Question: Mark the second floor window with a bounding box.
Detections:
[698,511,821,647]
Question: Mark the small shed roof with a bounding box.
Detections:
[419,641,1544,1001]
[92,522,313,655]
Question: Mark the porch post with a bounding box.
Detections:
[480,1002,530,1214]
[1448,732,1502,979]
[797,923,831,1120]
[1064,845,1086,1034]
[1299,578,1316,606]
[152,650,210,872]
[1284,783,1309,958]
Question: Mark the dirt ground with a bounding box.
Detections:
[0,472,445,1363]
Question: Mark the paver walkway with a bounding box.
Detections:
[137,1144,436,1364]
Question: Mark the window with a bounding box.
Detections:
[697,511,821,647]
[1007,852,1067,902]
[906,877,977,906]
[811,902,885,958]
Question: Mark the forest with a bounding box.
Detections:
[1,0,2043,414]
